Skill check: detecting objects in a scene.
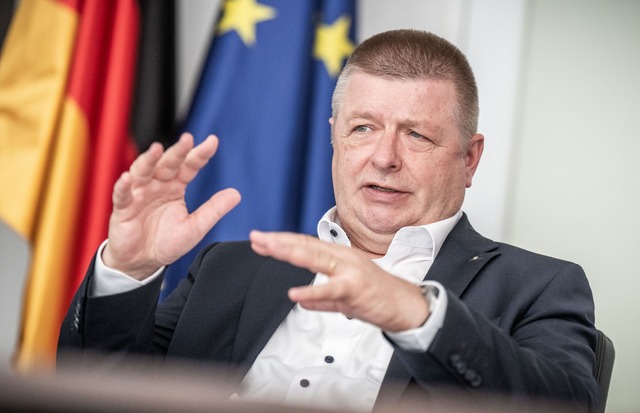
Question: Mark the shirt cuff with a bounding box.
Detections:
[91,240,165,297]
[384,280,447,352]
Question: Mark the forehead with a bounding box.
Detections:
[339,72,458,127]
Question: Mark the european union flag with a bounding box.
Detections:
[162,0,356,299]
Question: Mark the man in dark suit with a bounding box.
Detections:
[59,30,600,412]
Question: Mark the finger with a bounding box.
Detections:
[250,231,339,275]
[128,142,164,186]
[190,188,242,236]
[177,135,219,184]
[290,285,356,318]
[154,132,195,181]
[296,300,340,313]
[289,281,347,303]
[112,171,134,209]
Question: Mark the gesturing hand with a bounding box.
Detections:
[249,231,430,332]
[103,133,241,279]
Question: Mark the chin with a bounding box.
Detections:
[360,215,408,235]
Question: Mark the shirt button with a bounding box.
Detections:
[300,379,310,388]
[329,229,338,237]
[324,355,334,364]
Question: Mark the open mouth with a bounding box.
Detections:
[369,184,400,193]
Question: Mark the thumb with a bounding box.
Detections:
[191,188,241,234]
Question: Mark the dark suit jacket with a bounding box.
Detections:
[59,214,600,411]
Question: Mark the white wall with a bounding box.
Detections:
[508,1,640,411]
[0,222,29,369]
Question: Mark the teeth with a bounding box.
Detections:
[371,185,396,192]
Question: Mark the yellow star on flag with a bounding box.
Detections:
[217,0,276,46]
[314,15,355,77]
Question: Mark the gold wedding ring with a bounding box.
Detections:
[327,256,337,274]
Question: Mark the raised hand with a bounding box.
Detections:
[249,231,429,332]
[103,133,241,279]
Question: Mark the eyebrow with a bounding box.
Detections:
[346,110,435,131]
[345,111,377,120]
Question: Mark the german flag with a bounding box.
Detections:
[0,0,144,370]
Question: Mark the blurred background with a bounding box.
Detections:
[1,0,638,411]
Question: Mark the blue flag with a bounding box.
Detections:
[161,0,356,299]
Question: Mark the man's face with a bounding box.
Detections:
[331,71,483,254]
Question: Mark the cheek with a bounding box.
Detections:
[334,157,352,188]
[332,152,348,187]
[413,157,464,192]
[333,145,355,174]
[433,161,468,195]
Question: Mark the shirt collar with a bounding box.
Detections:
[317,206,462,261]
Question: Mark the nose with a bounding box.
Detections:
[370,130,401,171]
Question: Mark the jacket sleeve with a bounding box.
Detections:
[389,262,601,412]
[58,256,165,360]
[57,245,216,360]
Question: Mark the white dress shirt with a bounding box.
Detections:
[92,208,462,411]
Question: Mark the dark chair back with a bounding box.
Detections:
[593,329,615,412]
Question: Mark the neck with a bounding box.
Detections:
[331,209,394,258]
[344,229,392,259]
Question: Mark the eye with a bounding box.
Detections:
[354,125,371,133]
[409,130,427,140]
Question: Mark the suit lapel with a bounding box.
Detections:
[230,257,314,371]
[424,214,500,296]
[378,214,500,405]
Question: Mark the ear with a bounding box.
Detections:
[329,117,336,145]
[464,134,484,188]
